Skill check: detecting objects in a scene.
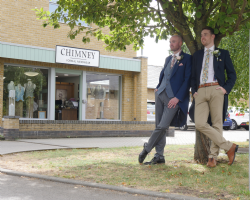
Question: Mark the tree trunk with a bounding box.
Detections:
[194,129,211,164]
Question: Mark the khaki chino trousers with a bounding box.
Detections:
[194,85,233,159]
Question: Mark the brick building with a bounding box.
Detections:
[0,0,155,140]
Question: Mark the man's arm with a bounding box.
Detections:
[191,52,197,96]
[222,50,236,94]
[174,55,192,102]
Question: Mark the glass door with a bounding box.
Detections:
[54,69,82,120]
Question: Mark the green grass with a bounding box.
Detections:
[0,144,249,200]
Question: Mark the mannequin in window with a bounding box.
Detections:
[15,84,25,101]
[8,81,15,91]
[24,80,36,118]
[15,84,25,117]
[7,81,15,116]
[91,85,106,119]
[92,85,106,99]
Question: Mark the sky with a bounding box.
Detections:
[136,1,170,67]
[137,37,170,66]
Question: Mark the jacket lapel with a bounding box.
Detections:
[159,56,172,82]
[171,51,184,78]
[197,50,204,83]
[213,47,219,70]
[164,56,172,70]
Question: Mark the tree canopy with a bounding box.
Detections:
[219,27,249,107]
[36,0,250,55]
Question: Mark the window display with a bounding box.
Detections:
[3,65,48,118]
[86,73,121,120]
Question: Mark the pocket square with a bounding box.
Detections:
[179,63,183,66]
[219,59,222,61]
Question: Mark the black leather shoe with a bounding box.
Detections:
[144,157,165,165]
[138,143,148,164]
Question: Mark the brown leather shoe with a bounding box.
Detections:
[227,143,239,165]
[207,158,217,168]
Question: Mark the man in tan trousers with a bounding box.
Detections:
[191,26,238,167]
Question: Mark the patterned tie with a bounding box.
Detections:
[202,49,211,83]
[170,55,176,68]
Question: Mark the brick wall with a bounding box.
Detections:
[0,0,136,59]
[18,120,156,139]
[135,57,148,121]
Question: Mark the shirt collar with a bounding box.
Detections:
[172,50,182,57]
[204,45,215,52]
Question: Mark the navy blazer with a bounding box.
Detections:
[156,51,192,127]
[190,47,236,122]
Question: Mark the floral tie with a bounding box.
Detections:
[170,55,176,68]
[202,49,211,83]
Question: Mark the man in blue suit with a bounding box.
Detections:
[139,35,192,165]
[191,26,237,167]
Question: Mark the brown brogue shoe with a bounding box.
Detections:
[227,143,239,165]
[207,158,217,168]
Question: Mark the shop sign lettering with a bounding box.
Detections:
[55,45,100,67]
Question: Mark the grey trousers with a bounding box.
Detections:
[145,91,179,159]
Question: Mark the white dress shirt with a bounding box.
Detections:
[200,45,218,84]
[171,50,182,65]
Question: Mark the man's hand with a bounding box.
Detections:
[155,89,158,92]
[216,87,227,94]
[168,97,179,108]
[193,92,198,98]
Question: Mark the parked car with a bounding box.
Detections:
[147,100,155,121]
[228,107,249,130]
[223,112,233,130]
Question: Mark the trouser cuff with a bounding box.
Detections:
[208,155,217,160]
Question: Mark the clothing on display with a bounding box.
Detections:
[24,80,36,98]
[91,85,106,99]
[15,84,25,101]
[24,80,36,118]
[8,81,15,91]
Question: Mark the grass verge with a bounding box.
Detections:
[0,142,249,200]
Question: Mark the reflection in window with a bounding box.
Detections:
[49,1,88,26]
[3,65,48,119]
[86,73,120,120]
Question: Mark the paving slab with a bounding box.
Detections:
[1,130,248,156]
[0,141,68,155]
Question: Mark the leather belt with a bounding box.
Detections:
[198,82,219,89]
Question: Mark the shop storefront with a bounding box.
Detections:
[0,0,157,140]
[0,42,155,140]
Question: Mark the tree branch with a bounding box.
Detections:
[203,2,220,21]
[232,0,247,32]
[239,17,250,26]
[175,0,183,20]
[230,0,235,10]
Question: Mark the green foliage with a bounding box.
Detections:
[34,0,250,54]
[219,28,249,107]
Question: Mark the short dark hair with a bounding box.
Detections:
[201,26,215,35]
[172,34,183,43]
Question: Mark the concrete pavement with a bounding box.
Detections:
[0,130,248,155]
[0,172,168,200]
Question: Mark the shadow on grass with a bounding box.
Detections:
[52,157,249,200]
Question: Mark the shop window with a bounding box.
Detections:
[3,65,48,119]
[86,73,121,120]
[49,0,88,26]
